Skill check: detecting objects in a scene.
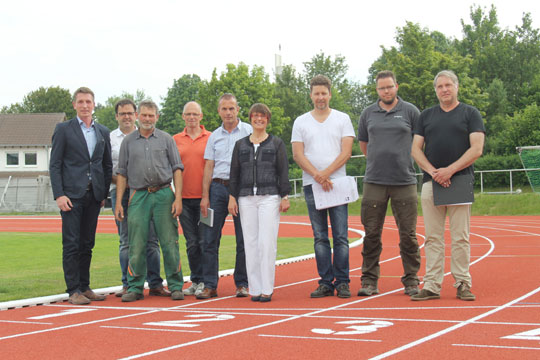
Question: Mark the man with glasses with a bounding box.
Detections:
[173,101,211,297]
[110,99,170,298]
[357,70,421,297]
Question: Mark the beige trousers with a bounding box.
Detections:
[421,181,472,294]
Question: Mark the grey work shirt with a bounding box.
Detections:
[116,128,184,189]
[358,97,419,185]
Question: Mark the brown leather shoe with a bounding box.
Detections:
[236,286,248,297]
[149,286,171,297]
[82,289,106,301]
[196,287,217,299]
[69,292,91,305]
[115,287,128,298]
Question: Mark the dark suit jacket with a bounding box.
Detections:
[50,118,112,202]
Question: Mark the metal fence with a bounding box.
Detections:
[289,168,540,197]
[0,176,57,212]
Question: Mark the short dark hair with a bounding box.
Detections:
[138,100,159,114]
[310,75,332,92]
[218,93,238,109]
[249,103,272,123]
[375,70,397,84]
[114,99,136,114]
[73,87,94,102]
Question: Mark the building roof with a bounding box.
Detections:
[0,113,66,146]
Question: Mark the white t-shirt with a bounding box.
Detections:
[291,109,356,186]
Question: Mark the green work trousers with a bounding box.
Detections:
[127,187,183,293]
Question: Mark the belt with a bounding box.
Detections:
[212,178,229,186]
[138,183,170,193]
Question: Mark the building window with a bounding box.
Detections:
[6,153,19,166]
[25,152,37,166]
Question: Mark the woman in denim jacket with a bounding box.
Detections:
[228,103,290,302]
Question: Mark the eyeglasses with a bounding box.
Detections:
[118,112,135,117]
[184,113,201,117]
[376,85,395,92]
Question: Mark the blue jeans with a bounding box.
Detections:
[179,198,204,284]
[201,181,247,290]
[110,188,162,289]
[304,185,350,288]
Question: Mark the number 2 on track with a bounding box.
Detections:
[144,314,235,328]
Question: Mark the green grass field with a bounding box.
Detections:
[0,232,316,302]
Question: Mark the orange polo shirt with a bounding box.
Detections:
[173,125,211,199]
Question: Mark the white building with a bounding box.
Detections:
[0,113,65,177]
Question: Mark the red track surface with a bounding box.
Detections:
[1,215,539,359]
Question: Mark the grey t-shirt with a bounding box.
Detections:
[358,97,419,185]
[116,128,184,189]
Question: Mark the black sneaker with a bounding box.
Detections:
[310,284,334,298]
[336,283,351,298]
[357,284,379,296]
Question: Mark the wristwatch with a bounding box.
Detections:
[282,195,289,200]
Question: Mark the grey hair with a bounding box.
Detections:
[434,70,458,88]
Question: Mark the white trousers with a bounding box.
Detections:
[238,195,281,296]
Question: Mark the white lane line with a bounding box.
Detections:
[29,308,96,319]
[0,320,52,325]
[258,334,381,342]
[370,285,540,360]
[0,310,162,341]
[101,325,201,333]
[452,343,540,351]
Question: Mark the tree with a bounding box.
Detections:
[369,22,487,112]
[302,52,366,120]
[496,104,540,155]
[1,86,76,118]
[197,62,289,138]
[160,74,202,135]
[457,6,540,112]
[93,90,148,131]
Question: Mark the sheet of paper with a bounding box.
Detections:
[311,176,359,210]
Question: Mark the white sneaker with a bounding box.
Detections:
[183,282,199,295]
[194,282,205,296]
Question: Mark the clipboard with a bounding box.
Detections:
[200,208,214,227]
[311,176,359,210]
[432,174,474,206]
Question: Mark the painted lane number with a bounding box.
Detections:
[312,320,393,336]
[144,314,235,328]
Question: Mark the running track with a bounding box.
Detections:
[1,215,539,359]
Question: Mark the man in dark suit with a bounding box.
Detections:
[50,87,113,305]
